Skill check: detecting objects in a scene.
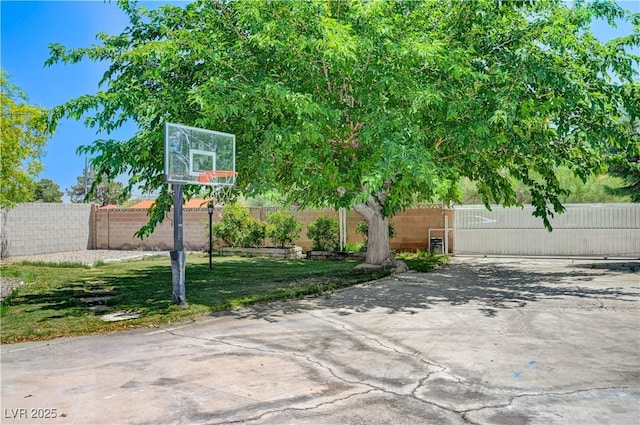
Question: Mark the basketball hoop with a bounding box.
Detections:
[165,122,236,187]
[198,170,238,185]
[164,122,238,307]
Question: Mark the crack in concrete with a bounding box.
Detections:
[308,311,447,370]
[163,328,474,424]
[410,375,431,399]
[163,329,370,388]
[459,385,639,425]
[406,375,475,423]
[309,312,467,389]
[210,388,378,425]
[163,326,636,425]
[163,329,406,424]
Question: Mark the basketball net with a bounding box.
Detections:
[194,170,237,206]
[205,183,237,206]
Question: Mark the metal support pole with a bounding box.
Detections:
[444,214,449,255]
[173,184,184,251]
[339,208,347,252]
[208,207,213,270]
[170,184,187,306]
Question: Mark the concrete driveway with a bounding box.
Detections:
[1,257,638,425]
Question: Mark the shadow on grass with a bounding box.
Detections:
[223,259,639,320]
[6,256,637,341]
[4,267,172,320]
[3,256,386,322]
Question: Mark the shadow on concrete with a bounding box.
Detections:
[223,259,639,320]
[7,258,638,328]
[568,261,640,273]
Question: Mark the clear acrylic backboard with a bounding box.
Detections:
[164,122,236,186]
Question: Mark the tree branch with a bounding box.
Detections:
[322,58,333,92]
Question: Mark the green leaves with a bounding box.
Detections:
[212,202,266,248]
[266,212,302,248]
[1,70,50,208]
[46,0,639,235]
[306,216,340,251]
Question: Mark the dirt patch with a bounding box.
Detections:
[2,250,165,266]
[0,276,24,301]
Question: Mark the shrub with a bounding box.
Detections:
[245,220,267,248]
[212,203,265,248]
[396,250,450,272]
[307,216,340,251]
[345,241,366,253]
[266,212,302,248]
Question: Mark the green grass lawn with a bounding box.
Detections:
[1,252,448,343]
[0,255,392,343]
[396,250,451,272]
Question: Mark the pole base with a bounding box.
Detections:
[170,250,187,306]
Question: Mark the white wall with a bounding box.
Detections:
[454,204,640,257]
[1,203,95,257]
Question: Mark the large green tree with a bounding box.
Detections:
[47,0,638,265]
[1,70,49,208]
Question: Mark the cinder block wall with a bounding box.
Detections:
[264,208,343,251]
[94,205,452,253]
[94,207,225,251]
[391,206,454,252]
[260,206,452,252]
[1,203,96,257]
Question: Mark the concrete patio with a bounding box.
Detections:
[2,256,638,424]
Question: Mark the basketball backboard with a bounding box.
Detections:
[164,122,236,186]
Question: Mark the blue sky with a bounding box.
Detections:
[1,0,189,200]
[1,0,638,202]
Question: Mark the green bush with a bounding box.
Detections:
[212,203,265,248]
[307,216,340,251]
[266,212,302,248]
[345,241,366,253]
[396,250,450,272]
[245,220,267,248]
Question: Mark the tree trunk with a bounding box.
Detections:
[353,195,390,266]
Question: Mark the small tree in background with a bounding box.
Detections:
[34,178,63,202]
[67,167,128,206]
[266,212,302,248]
[307,217,340,252]
[244,220,267,248]
[606,116,640,202]
[607,152,640,202]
